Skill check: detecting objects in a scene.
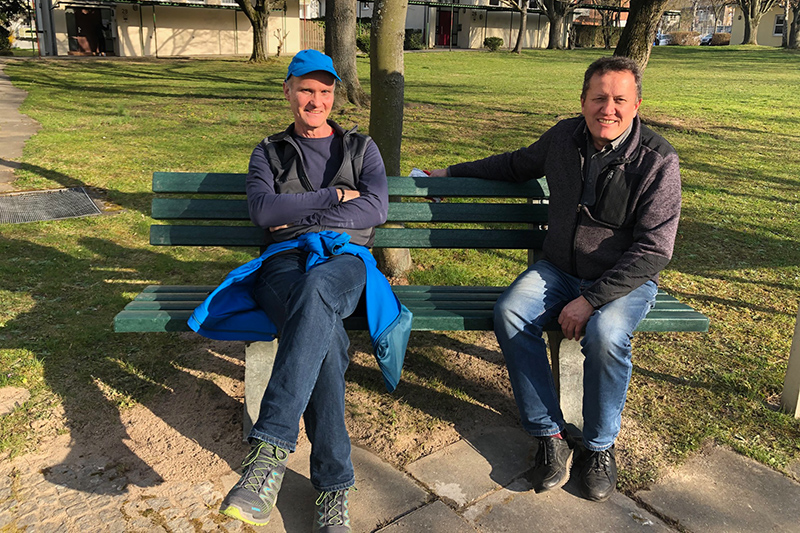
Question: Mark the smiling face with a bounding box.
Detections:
[581,70,642,150]
[283,71,336,138]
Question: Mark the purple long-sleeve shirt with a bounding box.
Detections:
[246,128,388,243]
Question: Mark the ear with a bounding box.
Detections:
[283,81,291,101]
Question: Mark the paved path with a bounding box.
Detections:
[2,58,800,533]
[0,58,41,193]
[1,425,800,532]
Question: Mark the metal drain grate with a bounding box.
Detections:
[0,187,102,224]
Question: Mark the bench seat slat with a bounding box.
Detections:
[114,308,708,334]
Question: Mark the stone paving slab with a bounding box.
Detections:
[635,447,800,533]
[376,500,477,532]
[217,442,430,533]
[463,478,674,532]
[405,426,533,508]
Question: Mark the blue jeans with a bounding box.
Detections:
[250,250,365,491]
[493,260,657,451]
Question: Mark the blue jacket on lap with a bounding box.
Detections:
[188,231,412,392]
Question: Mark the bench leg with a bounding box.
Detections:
[546,331,584,434]
[781,305,800,418]
[243,340,278,441]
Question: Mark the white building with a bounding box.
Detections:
[32,0,562,58]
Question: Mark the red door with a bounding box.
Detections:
[436,10,451,46]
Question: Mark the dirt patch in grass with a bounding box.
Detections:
[1,330,694,497]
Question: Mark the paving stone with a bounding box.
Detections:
[167,516,197,533]
[146,496,171,511]
[636,447,800,533]
[405,426,532,507]
[0,510,14,529]
[463,478,672,532]
[59,491,86,508]
[377,500,477,532]
[14,510,40,528]
[127,516,156,531]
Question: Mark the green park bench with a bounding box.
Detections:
[114,172,710,437]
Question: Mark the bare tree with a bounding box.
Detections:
[782,0,790,47]
[370,0,412,276]
[614,0,670,70]
[500,0,531,53]
[735,0,780,44]
[325,0,369,107]
[235,0,275,62]
[591,0,624,49]
[537,0,581,49]
[706,0,733,36]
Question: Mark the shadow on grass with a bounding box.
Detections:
[10,59,287,104]
[0,235,247,494]
[17,161,152,217]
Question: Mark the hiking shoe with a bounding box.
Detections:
[219,440,289,526]
[531,434,573,493]
[578,446,617,502]
[314,488,352,532]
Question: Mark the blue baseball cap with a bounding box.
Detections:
[285,49,341,82]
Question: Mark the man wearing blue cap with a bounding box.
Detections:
[219,49,389,531]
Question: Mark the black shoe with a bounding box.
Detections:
[531,434,573,493]
[578,446,617,502]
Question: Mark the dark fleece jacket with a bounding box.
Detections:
[448,115,681,308]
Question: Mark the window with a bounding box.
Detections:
[774,14,785,36]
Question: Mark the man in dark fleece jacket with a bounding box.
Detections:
[219,50,387,532]
[431,56,681,502]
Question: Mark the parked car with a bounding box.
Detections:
[700,33,713,46]
[654,33,671,46]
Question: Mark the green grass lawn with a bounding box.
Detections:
[2,46,799,491]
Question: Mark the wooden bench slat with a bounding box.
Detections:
[153,172,247,193]
[150,225,546,249]
[152,198,249,220]
[114,306,709,334]
[152,173,549,198]
[152,198,549,224]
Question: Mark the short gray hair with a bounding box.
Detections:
[581,56,642,101]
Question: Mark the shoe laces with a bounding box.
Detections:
[315,487,353,527]
[239,441,288,493]
[587,449,612,473]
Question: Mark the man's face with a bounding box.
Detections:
[581,70,642,150]
[283,72,335,136]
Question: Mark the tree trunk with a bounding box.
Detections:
[238,0,270,63]
[790,3,800,49]
[614,0,669,71]
[370,0,412,277]
[782,0,790,48]
[546,12,566,49]
[513,0,530,53]
[325,0,369,107]
[741,8,761,44]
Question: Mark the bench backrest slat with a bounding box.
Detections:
[149,172,551,251]
[152,172,549,198]
[152,198,549,224]
[151,225,546,249]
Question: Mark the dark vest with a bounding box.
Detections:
[261,121,374,247]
